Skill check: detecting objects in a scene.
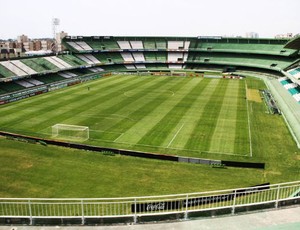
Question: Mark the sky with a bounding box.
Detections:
[0,0,299,40]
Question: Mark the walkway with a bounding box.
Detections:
[0,206,299,230]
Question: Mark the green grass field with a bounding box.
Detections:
[0,75,250,158]
[0,75,299,198]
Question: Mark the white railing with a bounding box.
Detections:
[0,181,299,225]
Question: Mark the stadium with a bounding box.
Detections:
[0,35,300,226]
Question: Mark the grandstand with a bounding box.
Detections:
[0,36,300,144]
[0,36,298,87]
[0,35,300,226]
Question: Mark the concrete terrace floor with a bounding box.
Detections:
[0,206,299,230]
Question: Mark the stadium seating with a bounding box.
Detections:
[25,78,44,86]
[193,38,296,55]
[15,80,34,88]
[168,52,184,62]
[144,52,157,61]
[124,64,136,69]
[168,64,183,69]
[289,68,300,75]
[101,64,127,71]
[156,40,167,49]
[121,52,135,62]
[155,52,167,61]
[145,63,169,70]
[66,41,93,52]
[93,53,124,64]
[168,41,184,49]
[44,56,73,69]
[13,60,37,75]
[187,52,295,70]
[1,35,300,108]
[130,41,144,49]
[0,61,28,76]
[135,64,146,69]
[0,81,25,92]
[100,41,120,50]
[0,64,15,78]
[132,52,145,62]
[117,41,131,49]
[76,41,93,51]
[89,67,105,73]
[0,88,7,94]
[20,59,50,72]
[278,77,300,102]
[123,64,147,70]
[77,54,101,64]
[84,39,120,50]
[33,74,66,84]
[58,55,88,66]
[293,93,300,102]
[288,67,300,79]
[58,71,78,79]
[143,41,156,49]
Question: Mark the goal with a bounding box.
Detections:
[52,124,89,141]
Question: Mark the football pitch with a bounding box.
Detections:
[0,75,251,158]
[1,74,300,197]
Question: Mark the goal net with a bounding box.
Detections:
[52,124,89,141]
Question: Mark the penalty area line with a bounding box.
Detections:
[113,133,125,142]
[245,81,253,158]
[167,123,185,148]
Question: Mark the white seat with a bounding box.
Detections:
[121,53,134,62]
[117,41,131,49]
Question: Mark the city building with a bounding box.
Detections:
[56,31,68,52]
[246,32,259,38]
[275,33,293,39]
[17,34,28,43]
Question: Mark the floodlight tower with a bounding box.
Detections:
[52,18,60,39]
[52,18,60,53]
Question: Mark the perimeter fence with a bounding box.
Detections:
[0,181,299,225]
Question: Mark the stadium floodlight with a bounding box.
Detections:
[52,124,89,142]
[52,18,60,38]
[52,18,60,53]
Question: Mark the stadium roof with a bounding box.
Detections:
[284,35,300,50]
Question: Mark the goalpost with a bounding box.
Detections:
[170,71,186,77]
[52,124,89,141]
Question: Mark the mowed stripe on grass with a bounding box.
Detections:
[4,76,161,136]
[116,78,200,144]
[137,78,208,147]
[0,76,134,133]
[234,81,250,154]
[0,75,250,156]
[98,77,191,142]
[62,76,173,139]
[165,79,225,151]
[208,80,241,154]
[184,79,229,152]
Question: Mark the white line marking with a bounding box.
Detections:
[89,129,123,134]
[167,123,185,148]
[245,81,253,157]
[200,151,249,157]
[124,90,175,98]
[98,139,247,156]
[113,133,125,142]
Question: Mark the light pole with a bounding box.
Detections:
[52,18,60,53]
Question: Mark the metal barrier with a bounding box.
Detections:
[0,181,299,225]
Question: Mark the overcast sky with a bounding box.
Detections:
[1,0,299,39]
